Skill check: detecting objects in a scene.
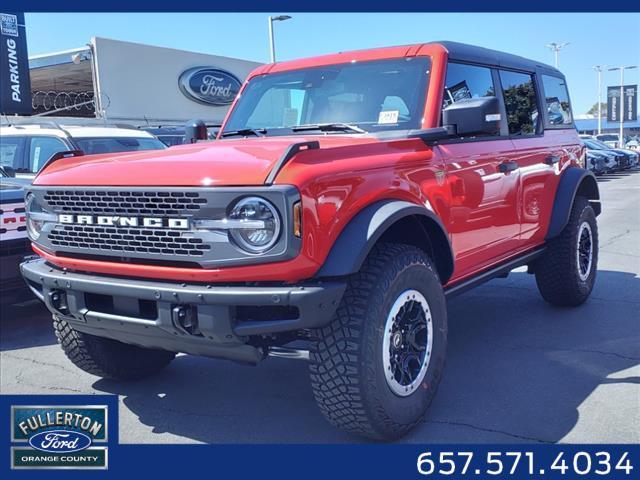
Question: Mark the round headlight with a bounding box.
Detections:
[25,193,44,241]
[228,197,281,253]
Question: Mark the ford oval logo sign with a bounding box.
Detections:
[178,67,242,106]
[28,429,92,453]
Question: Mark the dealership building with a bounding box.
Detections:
[25,37,262,125]
[575,118,640,137]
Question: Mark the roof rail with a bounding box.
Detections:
[5,119,74,140]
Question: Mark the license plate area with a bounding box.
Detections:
[84,292,158,321]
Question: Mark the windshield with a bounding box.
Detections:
[74,137,167,155]
[222,57,431,136]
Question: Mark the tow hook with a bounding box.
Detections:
[48,289,69,315]
[172,305,199,335]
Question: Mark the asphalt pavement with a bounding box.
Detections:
[1,169,638,444]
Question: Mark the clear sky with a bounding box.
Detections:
[24,12,640,115]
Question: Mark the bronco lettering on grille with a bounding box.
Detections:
[58,214,190,230]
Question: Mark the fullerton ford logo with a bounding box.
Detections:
[59,214,189,230]
[11,404,109,469]
[178,67,242,106]
[28,430,92,453]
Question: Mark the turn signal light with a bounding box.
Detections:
[293,202,302,238]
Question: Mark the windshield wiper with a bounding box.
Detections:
[220,128,267,138]
[291,123,367,134]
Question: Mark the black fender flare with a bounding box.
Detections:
[545,167,601,240]
[315,200,454,283]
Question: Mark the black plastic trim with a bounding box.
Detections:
[545,167,601,240]
[444,247,546,299]
[39,149,85,173]
[315,200,454,283]
[20,258,346,353]
[264,141,320,185]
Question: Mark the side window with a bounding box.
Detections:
[0,136,26,170]
[28,136,68,172]
[542,75,573,126]
[443,63,495,108]
[499,70,539,136]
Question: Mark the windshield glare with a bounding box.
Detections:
[223,57,431,135]
[74,137,166,155]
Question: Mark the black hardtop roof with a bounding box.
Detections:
[435,41,564,77]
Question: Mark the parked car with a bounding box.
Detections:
[0,122,167,178]
[21,41,600,440]
[0,167,32,304]
[592,138,639,169]
[140,126,187,147]
[586,149,615,175]
[625,138,639,151]
[581,137,629,170]
[141,124,222,147]
[595,133,623,148]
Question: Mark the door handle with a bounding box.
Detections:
[545,155,561,165]
[498,160,519,173]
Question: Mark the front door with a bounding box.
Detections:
[439,62,521,280]
[441,140,521,279]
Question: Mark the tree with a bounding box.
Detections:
[587,102,607,117]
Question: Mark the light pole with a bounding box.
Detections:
[608,65,638,148]
[268,15,292,63]
[593,65,607,135]
[545,42,570,68]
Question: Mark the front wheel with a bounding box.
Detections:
[309,243,447,440]
[534,196,598,306]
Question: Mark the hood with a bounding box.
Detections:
[33,135,380,187]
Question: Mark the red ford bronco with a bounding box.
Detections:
[21,41,600,440]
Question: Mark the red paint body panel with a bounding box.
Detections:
[33,136,380,187]
[30,42,582,288]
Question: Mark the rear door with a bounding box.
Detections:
[439,63,521,279]
[499,70,577,247]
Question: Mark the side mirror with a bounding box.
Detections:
[443,96,501,137]
[184,119,208,144]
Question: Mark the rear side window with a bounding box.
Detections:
[0,136,26,171]
[29,136,68,172]
[542,75,573,127]
[443,63,496,108]
[73,137,166,155]
[499,70,539,136]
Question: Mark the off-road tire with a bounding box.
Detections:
[309,243,447,440]
[53,315,176,380]
[535,195,598,306]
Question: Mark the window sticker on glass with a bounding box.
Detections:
[378,110,399,124]
[33,146,41,165]
[283,108,299,126]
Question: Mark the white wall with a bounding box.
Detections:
[92,37,262,124]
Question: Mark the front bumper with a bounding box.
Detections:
[21,258,345,364]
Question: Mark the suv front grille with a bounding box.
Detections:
[49,225,212,257]
[31,185,298,268]
[44,190,207,216]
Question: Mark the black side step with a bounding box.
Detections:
[444,247,546,299]
[264,141,320,185]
